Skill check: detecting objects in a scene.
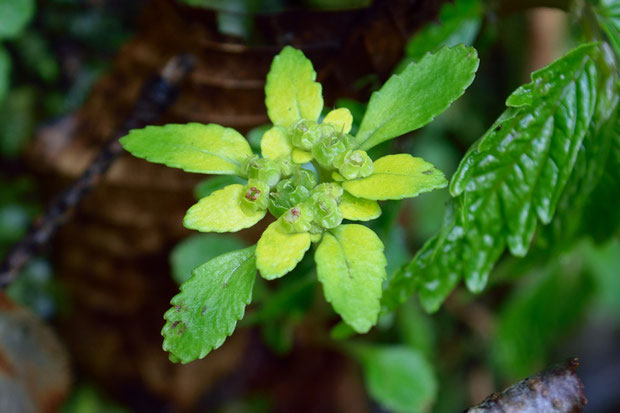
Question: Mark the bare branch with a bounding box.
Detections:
[0,55,195,288]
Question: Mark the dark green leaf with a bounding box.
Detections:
[0,88,36,157]
[353,345,437,413]
[383,199,463,313]
[0,0,35,39]
[162,246,256,363]
[13,31,60,83]
[383,44,601,312]
[450,44,599,291]
[538,71,620,249]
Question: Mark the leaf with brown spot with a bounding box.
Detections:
[162,246,256,363]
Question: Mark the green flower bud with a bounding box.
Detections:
[244,156,281,187]
[241,154,260,177]
[335,150,374,180]
[268,178,311,217]
[240,179,269,214]
[279,204,314,233]
[311,132,349,169]
[291,119,320,150]
[310,196,343,229]
[310,182,343,201]
[291,167,318,190]
[278,158,295,177]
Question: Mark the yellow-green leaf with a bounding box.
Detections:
[256,220,311,280]
[261,125,292,159]
[340,192,381,221]
[120,123,252,175]
[265,46,323,127]
[292,148,313,164]
[183,184,266,232]
[315,224,387,333]
[323,108,353,134]
[342,154,447,200]
[353,46,479,151]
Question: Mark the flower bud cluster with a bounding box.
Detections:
[290,118,374,179]
[240,150,351,236]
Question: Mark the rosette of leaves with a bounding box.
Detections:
[120,45,479,363]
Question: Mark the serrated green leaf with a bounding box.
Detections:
[162,246,256,363]
[383,44,601,312]
[353,45,479,151]
[0,46,10,102]
[342,154,447,201]
[256,220,311,280]
[265,46,323,127]
[538,70,620,249]
[315,224,386,333]
[260,125,292,160]
[449,44,599,291]
[170,234,247,285]
[0,0,35,39]
[184,184,266,232]
[120,123,253,175]
[382,199,463,314]
[353,345,437,413]
[403,0,481,63]
[339,191,381,221]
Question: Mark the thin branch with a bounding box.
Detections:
[0,54,195,288]
[465,358,587,413]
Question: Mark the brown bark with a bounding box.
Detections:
[465,359,587,413]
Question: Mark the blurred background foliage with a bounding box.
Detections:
[0,0,619,412]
